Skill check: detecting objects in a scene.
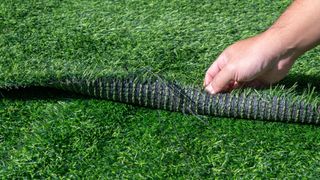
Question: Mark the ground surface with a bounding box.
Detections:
[1,0,320,178]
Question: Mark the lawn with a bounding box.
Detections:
[1,0,320,178]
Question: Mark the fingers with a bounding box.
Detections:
[204,61,220,87]
[205,65,235,94]
[204,64,270,94]
[204,54,227,87]
[204,53,235,94]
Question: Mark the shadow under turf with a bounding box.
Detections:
[0,86,89,101]
[0,74,319,126]
[1,73,319,101]
[281,74,320,93]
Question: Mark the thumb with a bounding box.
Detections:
[205,65,235,94]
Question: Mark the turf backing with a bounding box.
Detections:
[1,0,320,178]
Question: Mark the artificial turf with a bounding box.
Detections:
[1,0,320,178]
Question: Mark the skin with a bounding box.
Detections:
[204,0,320,94]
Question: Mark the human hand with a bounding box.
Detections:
[204,32,299,94]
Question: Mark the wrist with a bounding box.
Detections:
[261,28,303,61]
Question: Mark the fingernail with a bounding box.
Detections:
[205,84,215,94]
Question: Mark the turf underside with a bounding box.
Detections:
[1,0,320,178]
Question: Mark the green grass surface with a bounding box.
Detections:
[1,0,320,178]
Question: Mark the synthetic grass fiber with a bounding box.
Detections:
[1,0,320,178]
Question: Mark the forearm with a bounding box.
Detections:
[265,0,320,58]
